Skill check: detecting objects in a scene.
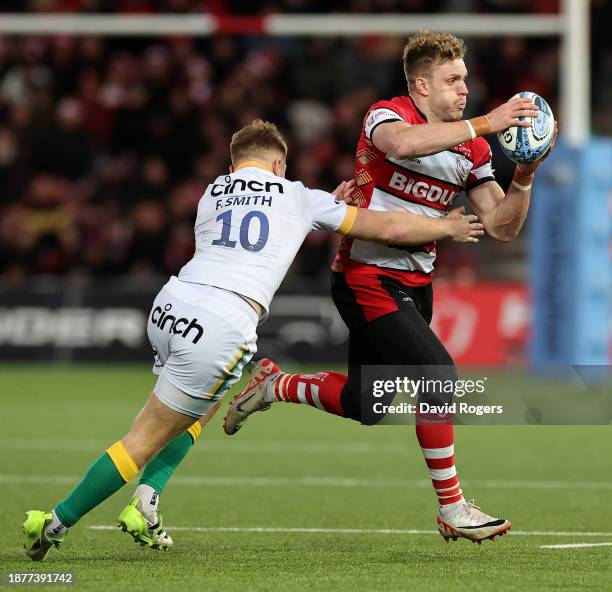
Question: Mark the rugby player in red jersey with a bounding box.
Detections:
[226,31,556,544]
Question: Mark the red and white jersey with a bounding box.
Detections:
[332,95,495,286]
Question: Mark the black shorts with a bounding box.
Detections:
[331,271,434,331]
[331,272,456,423]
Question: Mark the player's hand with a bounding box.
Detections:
[445,206,485,243]
[487,97,539,133]
[515,121,558,175]
[333,179,357,204]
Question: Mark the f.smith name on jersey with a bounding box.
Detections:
[212,175,283,210]
[216,194,274,210]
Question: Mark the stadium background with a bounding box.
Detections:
[0,3,611,591]
[0,0,610,366]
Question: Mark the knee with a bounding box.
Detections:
[122,430,166,467]
[339,380,390,425]
[340,383,362,422]
[199,400,221,428]
[418,362,459,406]
[421,346,455,369]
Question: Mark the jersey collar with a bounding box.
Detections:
[234,161,274,174]
[407,95,428,122]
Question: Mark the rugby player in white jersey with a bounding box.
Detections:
[23,119,484,559]
[225,32,557,544]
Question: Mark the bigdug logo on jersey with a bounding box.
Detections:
[389,171,458,205]
[385,170,459,209]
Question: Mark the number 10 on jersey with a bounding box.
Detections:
[212,209,269,252]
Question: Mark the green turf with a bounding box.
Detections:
[0,365,611,591]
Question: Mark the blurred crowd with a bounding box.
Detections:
[0,1,567,15]
[0,1,609,285]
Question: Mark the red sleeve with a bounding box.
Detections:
[466,137,495,190]
[472,137,493,168]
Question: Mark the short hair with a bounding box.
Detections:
[402,31,466,86]
[229,119,288,165]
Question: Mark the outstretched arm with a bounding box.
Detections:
[343,206,484,246]
[330,179,483,245]
[372,97,538,159]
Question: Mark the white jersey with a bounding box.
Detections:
[179,166,356,313]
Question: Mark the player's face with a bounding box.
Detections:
[427,59,468,122]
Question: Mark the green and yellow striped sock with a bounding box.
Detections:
[54,441,139,527]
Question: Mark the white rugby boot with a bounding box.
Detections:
[437,499,511,544]
[224,358,281,435]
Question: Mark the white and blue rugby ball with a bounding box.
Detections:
[497,91,555,164]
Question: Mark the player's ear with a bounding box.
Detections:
[229,164,235,173]
[272,158,286,178]
[414,76,429,97]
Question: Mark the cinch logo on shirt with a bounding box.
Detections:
[151,304,204,344]
[210,177,284,197]
[388,171,458,206]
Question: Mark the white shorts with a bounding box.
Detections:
[147,277,258,418]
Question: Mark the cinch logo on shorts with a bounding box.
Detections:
[151,304,204,344]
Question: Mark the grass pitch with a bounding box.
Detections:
[0,364,611,591]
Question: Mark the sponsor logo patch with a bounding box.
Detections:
[150,304,204,344]
[387,171,458,207]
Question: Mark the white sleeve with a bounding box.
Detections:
[364,107,404,140]
[305,188,354,232]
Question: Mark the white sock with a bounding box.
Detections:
[45,510,68,538]
[438,497,466,517]
[133,484,159,513]
[262,376,280,403]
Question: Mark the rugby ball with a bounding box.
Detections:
[497,91,555,164]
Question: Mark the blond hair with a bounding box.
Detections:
[229,119,288,165]
[402,31,466,86]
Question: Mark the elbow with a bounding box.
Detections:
[387,136,418,160]
[391,143,416,160]
[380,223,403,244]
[488,227,518,242]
